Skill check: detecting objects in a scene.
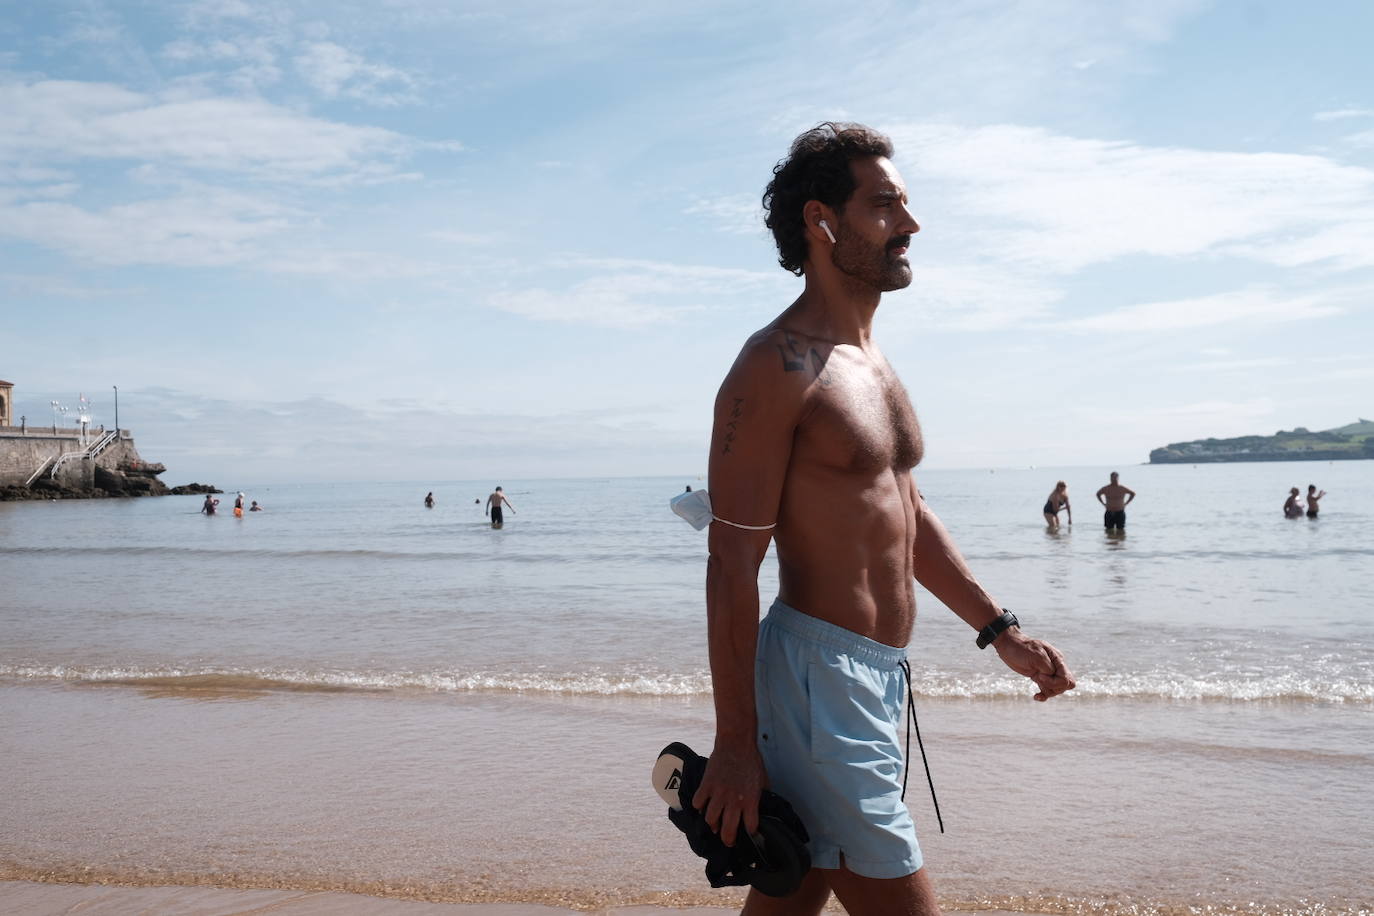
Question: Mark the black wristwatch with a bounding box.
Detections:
[976,610,1019,649]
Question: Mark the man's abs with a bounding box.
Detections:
[773,464,917,648]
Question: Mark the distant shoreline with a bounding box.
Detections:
[1149,419,1373,464]
[1149,453,1372,464]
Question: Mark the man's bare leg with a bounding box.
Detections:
[827,864,941,916]
[740,867,831,916]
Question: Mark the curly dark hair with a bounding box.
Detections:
[763,122,894,275]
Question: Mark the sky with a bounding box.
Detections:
[2,0,1371,484]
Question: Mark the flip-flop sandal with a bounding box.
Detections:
[652,741,811,897]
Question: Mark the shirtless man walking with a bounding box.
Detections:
[1095,472,1136,531]
[693,123,1076,916]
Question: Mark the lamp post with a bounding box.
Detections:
[113,385,119,434]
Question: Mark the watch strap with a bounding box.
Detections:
[976,610,1019,649]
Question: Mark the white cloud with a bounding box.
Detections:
[1169,356,1293,373]
[1319,366,1374,381]
[263,248,442,281]
[1343,129,1374,149]
[0,182,80,202]
[492,259,783,329]
[160,35,284,90]
[0,188,292,266]
[0,274,136,300]
[891,122,1374,274]
[881,263,1064,332]
[683,194,762,236]
[0,80,423,183]
[429,230,498,245]
[1058,288,1342,333]
[295,41,419,107]
[1220,218,1374,271]
[1314,108,1374,122]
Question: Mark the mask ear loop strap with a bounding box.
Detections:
[711,517,776,531]
[898,659,945,833]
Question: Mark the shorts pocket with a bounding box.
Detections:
[807,657,902,778]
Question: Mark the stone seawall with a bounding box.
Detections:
[0,427,158,493]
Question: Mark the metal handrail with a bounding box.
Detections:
[47,429,120,480]
[86,429,119,459]
[24,456,56,487]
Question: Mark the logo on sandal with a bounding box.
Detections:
[666,770,681,791]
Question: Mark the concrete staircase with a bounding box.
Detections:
[37,429,120,484]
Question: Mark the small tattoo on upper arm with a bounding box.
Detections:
[721,397,744,455]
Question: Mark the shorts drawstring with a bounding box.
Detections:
[898,659,945,834]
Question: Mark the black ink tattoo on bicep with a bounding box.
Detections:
[721,397,744,455]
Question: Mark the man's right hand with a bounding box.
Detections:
[691,740,765,847]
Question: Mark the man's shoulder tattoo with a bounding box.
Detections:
[776,332,832,388]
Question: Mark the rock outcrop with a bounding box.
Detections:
[0,464,217,502]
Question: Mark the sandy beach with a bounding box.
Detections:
[0,880,744,915]
[0,880,1051,914]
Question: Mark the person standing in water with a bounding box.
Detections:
[1305,484,1326,518]
[201,494,219,516]
[1095,472,1136,531]
[486,486,515,527]
[1042,481,1071,528]
[1283,487,1304,519]
[424,491,435,508]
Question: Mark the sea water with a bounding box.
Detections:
[1,463,1371,913]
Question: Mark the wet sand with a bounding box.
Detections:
[0,880,740,914]
[0,880,1044,914]
[3,683,1371,914]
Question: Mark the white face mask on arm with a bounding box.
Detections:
[669,489,775,532]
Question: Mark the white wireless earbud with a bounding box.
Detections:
[819,220,836,244]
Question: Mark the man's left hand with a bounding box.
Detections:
[994,630,1076,701]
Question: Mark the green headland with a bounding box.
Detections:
[1149,419,1374,464]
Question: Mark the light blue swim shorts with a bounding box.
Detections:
[754,599,923,880]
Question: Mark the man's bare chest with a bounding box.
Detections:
[797,365,923,473]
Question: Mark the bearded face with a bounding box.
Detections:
[829,214,913,292]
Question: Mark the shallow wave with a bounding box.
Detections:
[0,664,713,697]
[927,671,1374,704]
[1,664,1370,703]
